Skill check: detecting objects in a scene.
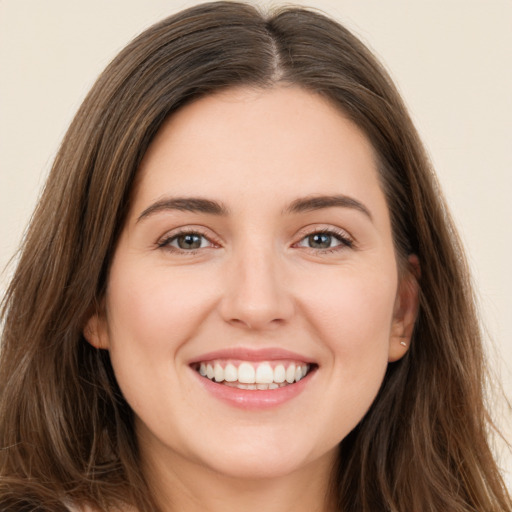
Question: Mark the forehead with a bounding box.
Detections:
[132,85,387,221]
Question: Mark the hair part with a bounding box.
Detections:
[1,2,510,511]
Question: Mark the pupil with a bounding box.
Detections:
[309,233,331,248]
[178,234,202,249]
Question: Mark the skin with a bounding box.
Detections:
[85,85,419,512]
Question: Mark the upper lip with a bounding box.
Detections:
[188,347,316,365]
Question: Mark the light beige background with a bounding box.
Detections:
[1,0,511,482]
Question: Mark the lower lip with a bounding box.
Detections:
[192,369,314,410]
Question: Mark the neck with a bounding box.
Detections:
[142,443,337,512]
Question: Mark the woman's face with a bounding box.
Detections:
[86,86,417,482]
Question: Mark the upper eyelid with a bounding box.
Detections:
[294,224,353,240]
[155,224,354,247]
[157,226,221,248]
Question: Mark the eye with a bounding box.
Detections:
[158,231,214,251]
[296,230,353,251]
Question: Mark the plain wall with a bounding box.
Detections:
[1,0,510,483]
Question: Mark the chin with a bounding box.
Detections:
[201,450,317,480]
[188,427,337,481]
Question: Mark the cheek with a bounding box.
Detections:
[103,262,219,425]
[106,262,216,351]
[298,262,397,351]
[103,263,217,407]
[296,262,396,423]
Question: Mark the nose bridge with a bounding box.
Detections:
[220,236,293,329]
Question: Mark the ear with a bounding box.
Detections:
[388,254,420,362]
[83,305,110,350]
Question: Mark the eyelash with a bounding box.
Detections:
[157,227,354,254]
[294,228,354,253]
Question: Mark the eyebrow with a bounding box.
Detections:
[137,197,229,222]
[284,194,372,220]
[136,193,372,223]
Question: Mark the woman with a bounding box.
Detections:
[0,2,510,511]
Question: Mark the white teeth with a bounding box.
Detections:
[285,364,296,384]
[255,363,274,383]
[238,362,256,384]
[224,363,237,382]
[256,382,281,390]
[214,363,224,382]
[196,360,311,388]
[274,364,286,383]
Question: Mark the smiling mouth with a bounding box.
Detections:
[192,360,314,390]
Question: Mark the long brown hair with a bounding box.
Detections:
[1,2,510,511]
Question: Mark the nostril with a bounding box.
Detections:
[227,317,286,330]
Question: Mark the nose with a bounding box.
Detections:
[218,244,295,330]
